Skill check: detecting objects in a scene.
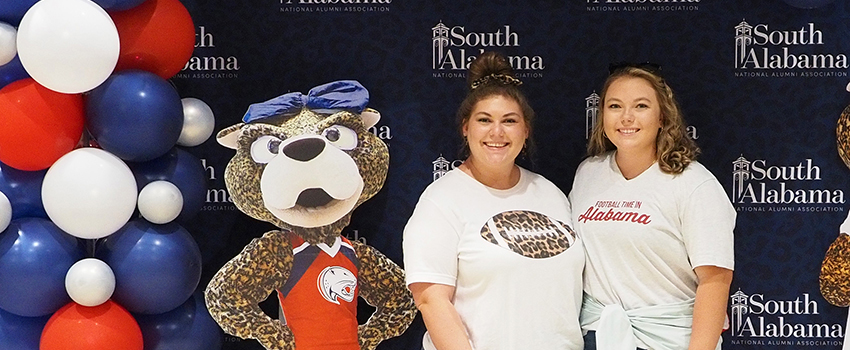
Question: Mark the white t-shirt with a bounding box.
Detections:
[569,152,735,311]
[403,167,585,350]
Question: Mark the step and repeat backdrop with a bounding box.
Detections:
[176,0,850,349]
[3,0,850,349]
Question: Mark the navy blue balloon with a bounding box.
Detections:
[0,0,37,26]
[85,70,184,162]
[0,308,49,350]
[96,220,202,314]
[129,147,208,222]
[0,56,29,90]
[0,218,84,317]
[91,0,147,11]
[134,292,223,350]
[0,161,47,220]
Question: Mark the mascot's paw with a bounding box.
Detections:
[821,232,850,307]
[256,321,296,350]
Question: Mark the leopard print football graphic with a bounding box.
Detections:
[480,210,577,259]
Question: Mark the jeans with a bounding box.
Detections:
[583,331,646,350]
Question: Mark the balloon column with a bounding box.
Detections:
[0,0,222,349]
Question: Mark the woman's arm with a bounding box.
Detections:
[409,282,473,350]
[688,265,733,350]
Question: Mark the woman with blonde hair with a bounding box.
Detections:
[571,63,735,350]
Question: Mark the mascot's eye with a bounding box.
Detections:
[321,126,358,150]
[324,128,340,142]
[250,135,283,163]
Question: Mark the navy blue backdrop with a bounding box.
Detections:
[166,0,850,349]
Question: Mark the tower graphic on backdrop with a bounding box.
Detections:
[734,20,753,69]
[731,155,751,203]
[729,289,749,336]
[586,92,599,139]
[433,155,450,182]
[432,21,450,69]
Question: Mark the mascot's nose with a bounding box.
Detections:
[282,138,325,161]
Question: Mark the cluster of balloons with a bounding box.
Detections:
[0,0,223,349]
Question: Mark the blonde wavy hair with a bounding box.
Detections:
[587,66,699,174]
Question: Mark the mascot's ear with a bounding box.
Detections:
[362,108,380,129]
[217,123,245,150]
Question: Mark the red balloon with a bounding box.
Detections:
[0,79,84,171]
[40,300,143,350]
[111,0,195,79]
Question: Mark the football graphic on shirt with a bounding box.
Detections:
[480,210,577,258]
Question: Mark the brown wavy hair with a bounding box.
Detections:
[456,51,536,163]
[587,66,699,174]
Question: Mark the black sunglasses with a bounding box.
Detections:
[608,61,663,76]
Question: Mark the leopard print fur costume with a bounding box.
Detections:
[204,81,416,350]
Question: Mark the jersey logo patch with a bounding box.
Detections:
[317,266,356,304]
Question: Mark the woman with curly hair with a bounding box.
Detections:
[570,63,735,350]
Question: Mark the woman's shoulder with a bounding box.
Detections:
[582,152,612,165]
[574,152,612,175]
[518,167,569,197]
[679,160,720,181]
[672,160,727,193]
[419,168,469,198]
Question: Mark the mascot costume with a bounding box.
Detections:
[205,80,416,350]
[820,103,850,350]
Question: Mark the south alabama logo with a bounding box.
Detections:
[731,156,844,206]
[431,21,543,72]
[317,266,356,304]
[734,20,848,70]
[728,290,844,346]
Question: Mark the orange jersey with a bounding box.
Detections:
[278,233,360,350]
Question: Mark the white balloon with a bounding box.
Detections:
[138,180,183,224]
[178,98,216,147]
[65,258,115,307]
[0,22,16,66]
[42,148,138,239]
[0,191,11,233]
[16,0,119,93]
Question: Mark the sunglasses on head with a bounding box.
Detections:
[608,62,663,76]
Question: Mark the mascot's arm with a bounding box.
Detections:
[352,241,418,350]
[820,233,850,307]
[205,230,295,349]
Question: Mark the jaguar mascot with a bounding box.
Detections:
[205,80,416,350]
